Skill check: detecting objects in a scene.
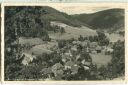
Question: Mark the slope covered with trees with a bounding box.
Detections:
[72,8,124,31]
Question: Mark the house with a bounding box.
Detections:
[83,66,90,70]
[71,65,79,75]
[64,61,79,74]
[65,61,75,69]
[71,45,77,52]
[90,42,98,49]
[61,54,72,63]
[64,50,73,57]
[91,50,97,54]
[96,46,102,53]
[70,45,78,56]
[105,47,114,54]
[21,52,36,65]
[84,47,90,53]
[81,60,91,66]
[72,41,77,45]
[76,54,81,61]
[76,41,81,45]
[81,42,88,47]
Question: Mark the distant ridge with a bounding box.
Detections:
[71,8,124,31]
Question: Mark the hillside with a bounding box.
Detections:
[72,8,124,31]
[5,7,124,33]
[5,6,83,27]
[49,21,97,40]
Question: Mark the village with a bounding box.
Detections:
[7,19,119,80]
[15,28,116,80]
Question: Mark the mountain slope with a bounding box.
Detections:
[5,7,124,35]
[72,8,125,31]
[5,6,83,27]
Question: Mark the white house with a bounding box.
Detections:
[21,52,36,65]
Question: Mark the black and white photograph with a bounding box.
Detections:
[4,4,125,81]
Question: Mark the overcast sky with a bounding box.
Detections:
[52,6,112,14]
[40,3,126,14]
[2,2,126,14]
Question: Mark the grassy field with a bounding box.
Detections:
[19,37,44,46]
[19,37,57,55]
[29,42,57,55]
[49,22,97,40]
[107,33,124,42]
[90,53,112,68]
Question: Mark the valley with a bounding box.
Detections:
[5,6,125,80]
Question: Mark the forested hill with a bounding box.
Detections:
[5,7,124,37]
[71,8,124,31]
[5,6,83,27]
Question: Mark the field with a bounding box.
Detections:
[29,42,57,55]
[19,37,57,55]
[107,33,124,42]
[49,21,97,40]
[90,53,112,68]
[19,37,44,46]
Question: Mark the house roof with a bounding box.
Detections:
[71,46,77,51]
[91,42,97,45]
[65,61,75,67]
[71,65,79,74]
[96,46,102,50]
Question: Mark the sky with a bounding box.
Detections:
[2,1,127,14]
[36,3,126,14]
[51,6,113,14]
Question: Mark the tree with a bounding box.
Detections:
[111,41,125,77]
[60,27,65,34]
[97,31,109,46]
[19,65,42,80]
[78,35,84,41]
[58,40,66,48]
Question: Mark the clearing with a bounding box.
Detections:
[49,21,97,40]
